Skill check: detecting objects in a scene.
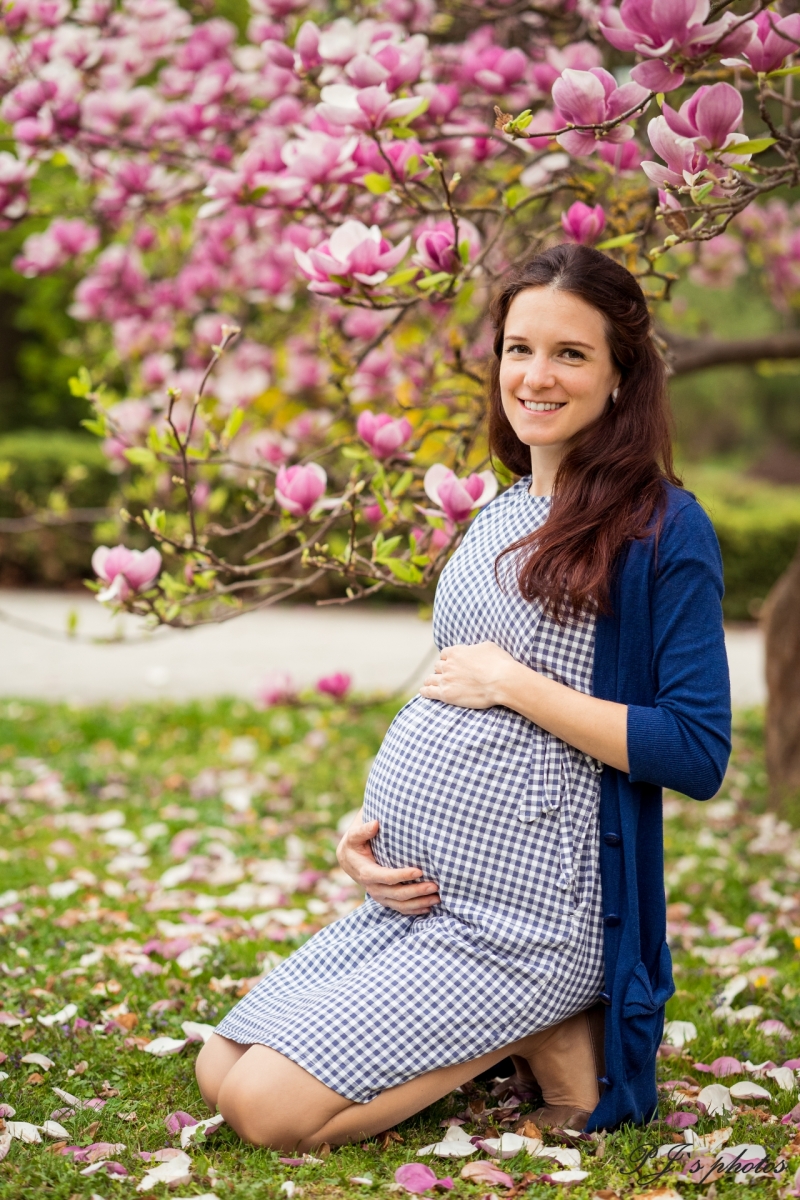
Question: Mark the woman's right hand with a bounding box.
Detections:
[336,809,440,915]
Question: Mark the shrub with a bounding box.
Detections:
[684,466,800,621]
[0,430,116,585]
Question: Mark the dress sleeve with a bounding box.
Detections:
[626,499,732,801]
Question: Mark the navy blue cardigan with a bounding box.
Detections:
[585,483,731,1132]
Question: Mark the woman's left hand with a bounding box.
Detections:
[419,642,519,710]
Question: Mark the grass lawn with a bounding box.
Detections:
[1,698,800,1198]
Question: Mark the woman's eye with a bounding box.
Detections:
[506,344,529,354]
[561,348,585,361]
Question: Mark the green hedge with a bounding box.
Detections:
[684,465,800,621]
[0,430,116,585]
[0,434,797,614]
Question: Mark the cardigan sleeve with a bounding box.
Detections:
[626,498,732,800]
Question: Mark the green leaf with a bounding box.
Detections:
[362,172,392,195]
[730,137,777,155]
[124,447,157,468]
[394,96,429,127]
[391,470,413,498]
[504,184,529,209]
[384,267,420,287]
[417,271,453,291]
[766,65,800,78]
[222,407,244,443]
[595,233,638,249]
[385,558,423,583]
[80,417,106,437]
[422,152,442,170]
[69,366,93,398]
[342,445,369,459]
[373,533,402,563]
[690,181,715,204]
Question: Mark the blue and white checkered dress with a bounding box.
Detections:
[216,480,605,1102]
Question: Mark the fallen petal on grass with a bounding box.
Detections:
[142,1036,188,1056]
[460,1161,514,1187]
[137,1148,192,1191]
[6,1121,42,1143]
[180,1113,224,1148]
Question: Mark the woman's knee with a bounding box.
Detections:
[216,1046,351,1151]
[195,1034,247,1111]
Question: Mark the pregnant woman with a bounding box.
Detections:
[196,244,731,1148]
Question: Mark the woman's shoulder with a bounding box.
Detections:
[658,481,718,549]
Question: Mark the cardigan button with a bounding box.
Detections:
[598,991,612,1006]
[597,1076,611,1087]
[604,914,621,927]
[603,832,621,846]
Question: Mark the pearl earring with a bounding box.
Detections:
[611,387,619,403]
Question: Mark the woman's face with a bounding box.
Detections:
[498,286,620,453]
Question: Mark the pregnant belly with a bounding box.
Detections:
[363,695,538,880]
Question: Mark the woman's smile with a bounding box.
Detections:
[518,398,567,413]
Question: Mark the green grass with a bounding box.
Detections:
[1,698,799,1198]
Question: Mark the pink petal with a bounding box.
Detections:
[395,1164,438,1194]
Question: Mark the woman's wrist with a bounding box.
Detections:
[494,658,541,714]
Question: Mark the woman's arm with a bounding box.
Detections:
[419,642,629,772]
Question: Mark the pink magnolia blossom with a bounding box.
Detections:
[0,152,35,224]
[642,112,750,194]
[257,670,296,707]
[356,410,413,457]
[597,139,643,171]
[723,11,800,75]
[413,217,481,274]
[661,83,744,152]
[363,502,383,524]
[599,0,755,92]
[274,462,327,515]
[316,83,422,131]
[424,464,498,523]
[92,545,162,602]
[15,218,99,276]
[316,672,352,699]
[286,410,333,441]
[551,68,649,156]
[688,233,746,289]
[459,38,528,94]
[294,20,321,69]
[561,201,606,244]
[102,398,154,467]
[532,42,603,95]
[345,36,426,90]
[295,220,410,295]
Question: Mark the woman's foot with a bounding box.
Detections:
[518,1005,605,1131]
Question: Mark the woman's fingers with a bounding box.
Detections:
[365,883,441,914]
[344,819,380,846]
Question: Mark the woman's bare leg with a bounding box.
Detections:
[196,1033,251,1110]
[215,1019,599,1152]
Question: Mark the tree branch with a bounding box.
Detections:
[662,328,800,375]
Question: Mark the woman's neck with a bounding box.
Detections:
[528,445,563,498]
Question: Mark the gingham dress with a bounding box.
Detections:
[216,479,605,1102]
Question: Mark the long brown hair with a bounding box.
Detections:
[489,243,680,621]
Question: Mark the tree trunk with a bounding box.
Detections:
[763,542,800,805]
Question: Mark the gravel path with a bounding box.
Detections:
[0,589,765,708]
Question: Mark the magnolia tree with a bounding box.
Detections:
[4,0,800,780]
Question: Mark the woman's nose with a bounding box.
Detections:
[522,354,555,390]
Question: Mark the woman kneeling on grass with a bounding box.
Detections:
[195,244,731,1150]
